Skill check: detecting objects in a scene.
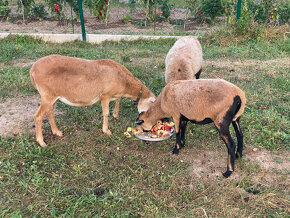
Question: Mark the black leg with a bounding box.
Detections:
[195,68,202,79]
[215,123,236,178]
[173,129,181,154]
[232,117,243,159]
[180,120,188,147]
[173,115,188,154]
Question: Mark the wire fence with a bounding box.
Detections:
[1,0,206,36]
[1,0,289,37]
[79,0,204,36]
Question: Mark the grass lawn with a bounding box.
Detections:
[0,31,289,216]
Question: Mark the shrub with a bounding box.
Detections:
[129,0,137,14]
[276,0,290,24]
[199,0,223,22]
[247,0,266,23]
[32,4,48,20]
[144,0,171,22]
[44,0,80,21]
[221,0,236,24]
[235,1,266,41]
[0,0,8,6]
[0,5,10,18]
[88,0,109,20]
[65,0,80,21]
[158,0,170,20]
[185,0,198,16]
[236,1,252,34]
[122,14,131,24]
[247,0,290,25]
[17,0,35,20]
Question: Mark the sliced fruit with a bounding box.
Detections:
[124,132,131,138]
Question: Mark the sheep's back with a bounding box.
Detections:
[161,79,245,122]
[30,55,134,101]
[165,36,203,83]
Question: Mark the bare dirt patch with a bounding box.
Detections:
[12,59,35,67]
[124,140,289,183]
[246,149,290,172]
[0,95,62,137]
[174,146,289,181]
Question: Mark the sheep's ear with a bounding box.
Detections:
[149,97,156,103]
[135,120,144,125]
[138,111,145,117]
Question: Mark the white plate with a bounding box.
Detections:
[133,127,175,142]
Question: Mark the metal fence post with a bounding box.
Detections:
[237,0,242,20]
[78,0,86,41]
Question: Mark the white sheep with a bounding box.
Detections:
[165,36,203,83]
[30,55,156,147]
[136,79,246,178]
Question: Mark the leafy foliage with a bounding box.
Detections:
[0,0,10,18]
[236,1,253,34]
[185,0,198,16]
[157,0,170,20]
[17,0,35,20]
[31,4,48,20]
[144,0,171,22]
[0,6,10,18]
[122,13,132,24]
[0,0,288,27]
[0,0,8,6]
[248,0,290,24]
[85,0,109,20]
[199,0,223,22]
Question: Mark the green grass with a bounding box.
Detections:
[0,32,289,216]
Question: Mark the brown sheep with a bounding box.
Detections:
[30,55,156,147]
[136,79,246,178]
[165,36,203,83]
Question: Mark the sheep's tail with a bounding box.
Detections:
[233,92,246,121]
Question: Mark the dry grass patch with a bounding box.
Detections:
[204,57,290,69]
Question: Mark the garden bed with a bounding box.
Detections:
[1,5,213,35]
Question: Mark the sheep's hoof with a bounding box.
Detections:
[103,129,112,136]
[37,139,47,147]
[53,130,63,137]
[222,171,233,178]
[172,147,179,154]
[113,113,119,120]
[235,152,243,159]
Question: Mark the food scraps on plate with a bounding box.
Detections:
[124,121,175,139]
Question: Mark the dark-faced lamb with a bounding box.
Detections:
[165,36,203,83]
[30,55,156,147]
[136,79,246,178]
